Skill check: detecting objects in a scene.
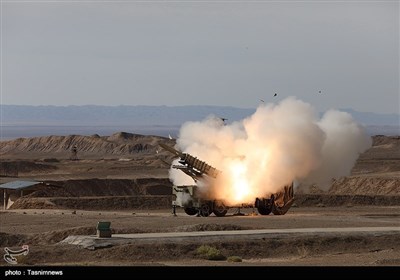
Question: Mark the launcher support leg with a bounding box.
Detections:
[233,207,245,216]
[3,189,6,210]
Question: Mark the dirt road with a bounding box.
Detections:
[63,226,400,248]
[1,206,400,266]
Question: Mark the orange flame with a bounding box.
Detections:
[229,161,250,204]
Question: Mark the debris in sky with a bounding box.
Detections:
[274,93,277,97]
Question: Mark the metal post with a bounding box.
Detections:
[3,189,7,210]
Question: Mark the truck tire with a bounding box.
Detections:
[200,203,212,217]
[272,198,294,215]
[184,207,198,216]
[272,208,287,215]
[257,206,272,215]
[213,202,228,217]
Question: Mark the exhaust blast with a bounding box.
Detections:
[169,97,372,204]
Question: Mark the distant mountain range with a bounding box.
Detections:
[1,105,252,126]
[2,104,399,126]
[1,105,398,138]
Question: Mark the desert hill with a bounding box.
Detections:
[0,133,399,210]
[0,131,175,159]
[322,135,400,196]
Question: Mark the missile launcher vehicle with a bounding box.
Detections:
[160,143,294,217]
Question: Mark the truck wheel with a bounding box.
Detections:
[272,198,294,215]
[272,208,286,215]
[184,207,198,216]
[200,203,212,217]
[257,206,272,215]
[213,202,228,217]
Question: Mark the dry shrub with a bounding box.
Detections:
[227,256,242,262]
[196,245,226,261]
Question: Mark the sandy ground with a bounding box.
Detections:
[1,206,399,266]
[0,134,399,267]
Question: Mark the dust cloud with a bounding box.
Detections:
[169,97,372,204]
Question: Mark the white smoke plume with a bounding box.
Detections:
[169,97,372,204]
[174,189,193,207]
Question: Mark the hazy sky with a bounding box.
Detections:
[2,0,399,114]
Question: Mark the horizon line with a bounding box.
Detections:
[1,104,399,115]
